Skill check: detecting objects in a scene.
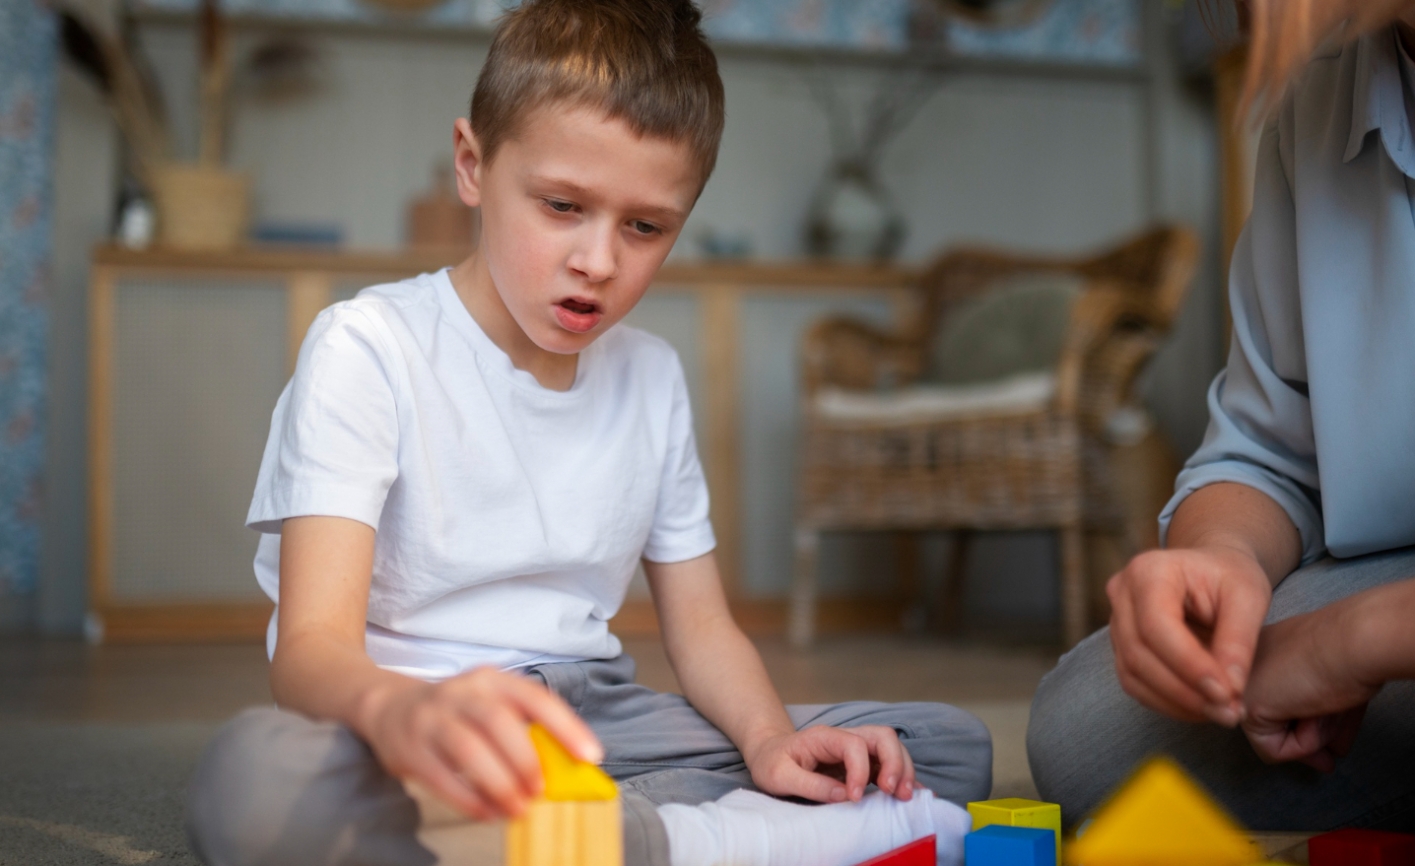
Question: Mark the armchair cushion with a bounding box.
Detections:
[814,371,1056,425]
[924,272,1083,384]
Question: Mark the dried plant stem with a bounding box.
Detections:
[197,0,229,167]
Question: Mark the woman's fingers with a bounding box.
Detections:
[1110,586,1210,720]
[1133,577,1239,717]
[1206,577,1269,700]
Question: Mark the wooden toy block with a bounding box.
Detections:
[969,798,1062,863]
[1064,757,1260,866]
[506,724,621,866]
[966,824,1057,866]
[1309,828,1415,866]
[851,834,936,866]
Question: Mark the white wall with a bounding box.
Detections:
[40,11,1224,634]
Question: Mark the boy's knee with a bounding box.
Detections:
[186,706,429,866]
[882,703,993,806]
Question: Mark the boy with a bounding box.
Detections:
[186,2,991,865]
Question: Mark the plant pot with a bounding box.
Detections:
[151,163,250,251]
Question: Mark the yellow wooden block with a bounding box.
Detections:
[1066,757,1261,866]
[969,798,1062,863]
[528,724,617,802]
[506,798,622,866]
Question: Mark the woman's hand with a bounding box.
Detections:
[356,667,601,821]
[1107,544,1273,725]
[743,725,916,803]
[1242,592,1388,771]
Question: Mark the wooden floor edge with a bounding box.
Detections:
[92,602,274,644]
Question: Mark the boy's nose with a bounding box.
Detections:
[568,224,618,283]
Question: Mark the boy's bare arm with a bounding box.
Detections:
[273,516,600,819]
[644,553,916,803]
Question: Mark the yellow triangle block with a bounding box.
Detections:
[969,798,1062,863]
[529,724,617,802]
[1066,757,1260,866]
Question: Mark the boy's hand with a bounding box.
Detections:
[357,667,601,821]
[744,725,916,803]
[1107,544,1272,726]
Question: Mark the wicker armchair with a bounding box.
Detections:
[792,225,1200,647]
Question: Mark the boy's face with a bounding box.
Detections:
[453,105,700,357]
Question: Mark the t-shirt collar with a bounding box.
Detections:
[1344,27,1415,178]
[432,268,595,396]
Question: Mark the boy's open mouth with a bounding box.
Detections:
[554,297,603,334]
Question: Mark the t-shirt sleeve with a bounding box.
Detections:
[1158,116,1325,564]
[246,304,401,534]
[641,354,717,564]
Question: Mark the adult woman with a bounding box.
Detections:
[1027,0,1415,831]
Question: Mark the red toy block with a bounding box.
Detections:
[852,834,935,866]
[1309,828,1415,866]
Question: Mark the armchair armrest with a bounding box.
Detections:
[1054,283,1162,424]
[800,316,922,397]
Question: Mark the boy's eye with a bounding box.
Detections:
[546,199,575,213]
[632,220,660,235]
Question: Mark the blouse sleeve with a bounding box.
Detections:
[1159,116,1327,564]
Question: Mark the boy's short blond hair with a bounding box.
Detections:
[471,0,725,186]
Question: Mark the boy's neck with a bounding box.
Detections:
[449,252,579,392]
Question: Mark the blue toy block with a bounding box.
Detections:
[964,825,1057,866]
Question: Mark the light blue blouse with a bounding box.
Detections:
[1160,28,1415,565]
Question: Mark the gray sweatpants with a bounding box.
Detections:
[186,654,993,866]
[1027,546,1415,832]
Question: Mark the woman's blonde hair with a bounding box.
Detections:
[1242,0,1415,116]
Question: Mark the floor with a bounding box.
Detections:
[0,634,1059,864]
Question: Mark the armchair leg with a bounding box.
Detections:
[790,528,820,648]
[1060,523,1087,648]
[936,531,971,635]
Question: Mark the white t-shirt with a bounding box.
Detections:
[247,269,716,680]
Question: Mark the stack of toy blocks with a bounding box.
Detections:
[506,724,621,866]
[968,798,1062,866]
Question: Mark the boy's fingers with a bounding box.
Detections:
[772,759,849,803]
[502,676,604,764]
[414,752,498,821]
[463,703,545,797]
[851,726,911,797]
[816,730,871,801]
[438,731,528,817]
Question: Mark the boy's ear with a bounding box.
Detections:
[452,118,485,208]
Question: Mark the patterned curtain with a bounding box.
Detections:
[0,0,57,609]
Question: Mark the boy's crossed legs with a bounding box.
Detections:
[187,655,992,866]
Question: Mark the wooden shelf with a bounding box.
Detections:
[129,6,1149,82]
[91,244,920,287]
